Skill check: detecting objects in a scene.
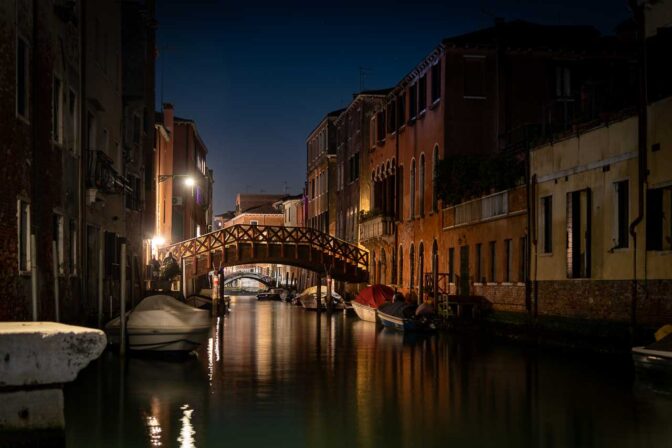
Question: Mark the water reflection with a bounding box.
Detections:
[65,296,672,447]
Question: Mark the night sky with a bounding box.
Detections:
[155,0,631,215]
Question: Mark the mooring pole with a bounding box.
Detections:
[316,273,323,312]
[120,243,127,356]
[326,275,333,314]
[52,241,60,322]
[30,234,38,321]
[98,229,104,328]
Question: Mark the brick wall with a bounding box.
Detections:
[536,279,672,325]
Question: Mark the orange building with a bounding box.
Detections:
[359,20,635,311]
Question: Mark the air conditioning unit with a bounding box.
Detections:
[172,196,183,206]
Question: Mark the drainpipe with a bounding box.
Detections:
[30,0,38,321]
[628,0,647,336]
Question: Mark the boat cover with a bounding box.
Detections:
[378,302,417,319]
[646,333,672,352]
[127,295,210,330]
[355,285,394,308]
[298,286,342,301]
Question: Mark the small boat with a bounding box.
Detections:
[352,284,394,323]
[257,288,288,301]
[298,286,344,310]
[633,326,672,373]
[377,302,436,332]
[106,295,211,352]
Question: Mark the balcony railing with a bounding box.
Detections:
[87,150,128,194]
[359,215,394,242]
[443,186,525,229]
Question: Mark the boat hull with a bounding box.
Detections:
[107,325,211,352]
[351,301,377,323]
[377,310,436,332]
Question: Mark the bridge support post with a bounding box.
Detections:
[326,276,333,314]
[316,273,323,312]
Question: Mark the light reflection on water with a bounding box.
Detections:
[65,296,672,447]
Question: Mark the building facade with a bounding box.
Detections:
[0,0,155,324]
[358,20,637,313]
[154,103,214,247]
[306,110,342,234]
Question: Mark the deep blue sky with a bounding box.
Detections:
[155,0,631,214]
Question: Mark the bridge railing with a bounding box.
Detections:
[158,224,369,271]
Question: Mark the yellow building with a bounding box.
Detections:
[530,95,672,325]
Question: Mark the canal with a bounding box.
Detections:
[64,296,672,447]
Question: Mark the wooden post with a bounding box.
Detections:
[98,229,104,328]
[326,275,333,314]
[316,273,323,312]
[52,241,60,322]
[30,234,38,321]
[120,243,127,356]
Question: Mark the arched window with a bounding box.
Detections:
[409,243,415,289]
[432,145,439,212]
[410,159,416,219]
[418,242,425,294]
[419,153,425,216]
[398,245,404,287]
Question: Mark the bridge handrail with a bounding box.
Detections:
[158,224,369,270]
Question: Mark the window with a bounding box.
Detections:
[348,153,360,183]
[614,181,629,249]
[646,186,672,251]
[504,239,512,282]
[418,74,427,112]
[410,159,416,219]
[376,111,386,142]
[419,154,425,216]
[386,100,396,134]
[464,56,486,98]
[519,236,527,282]
[69,219,77,275]
[489,241,496,282]
[18,200,31,272]
[16,37,29,119]
[541,196,553,254]
[409,244,415,289]
[53,214,65,275]
[398,246,404,287]
[53,76,63,144]
[397,93,406,127]
[369,115,377,149]
[555,66,571,98]
[431,62,441,103]
[409,83,417,120]
[566,189,592,278]
[68,90,77,153]
[475,243,483,283]
[448,247,455,283]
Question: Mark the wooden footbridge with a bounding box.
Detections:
[158,224,369,283]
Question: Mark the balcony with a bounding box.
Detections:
[359,213,395,242]
[442,186,526,229]
[87,150,128,195]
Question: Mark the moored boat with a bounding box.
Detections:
[377,302,436,332]
[633,326,672,374]
[352,284,394,323]
[298,286,344,310]
[106,295,211,352]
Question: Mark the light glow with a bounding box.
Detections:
[183,177,196,187]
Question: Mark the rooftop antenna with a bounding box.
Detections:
[359,66,372,92]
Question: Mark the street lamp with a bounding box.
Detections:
[157,174,196,186]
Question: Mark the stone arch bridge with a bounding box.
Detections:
[158,224,369,283]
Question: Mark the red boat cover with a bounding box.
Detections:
[355,285,394,308]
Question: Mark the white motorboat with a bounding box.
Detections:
[298,286,344,310]
[106,295,211,352]
[351,300,377,322]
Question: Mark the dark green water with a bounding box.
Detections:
[64,296,672,447]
